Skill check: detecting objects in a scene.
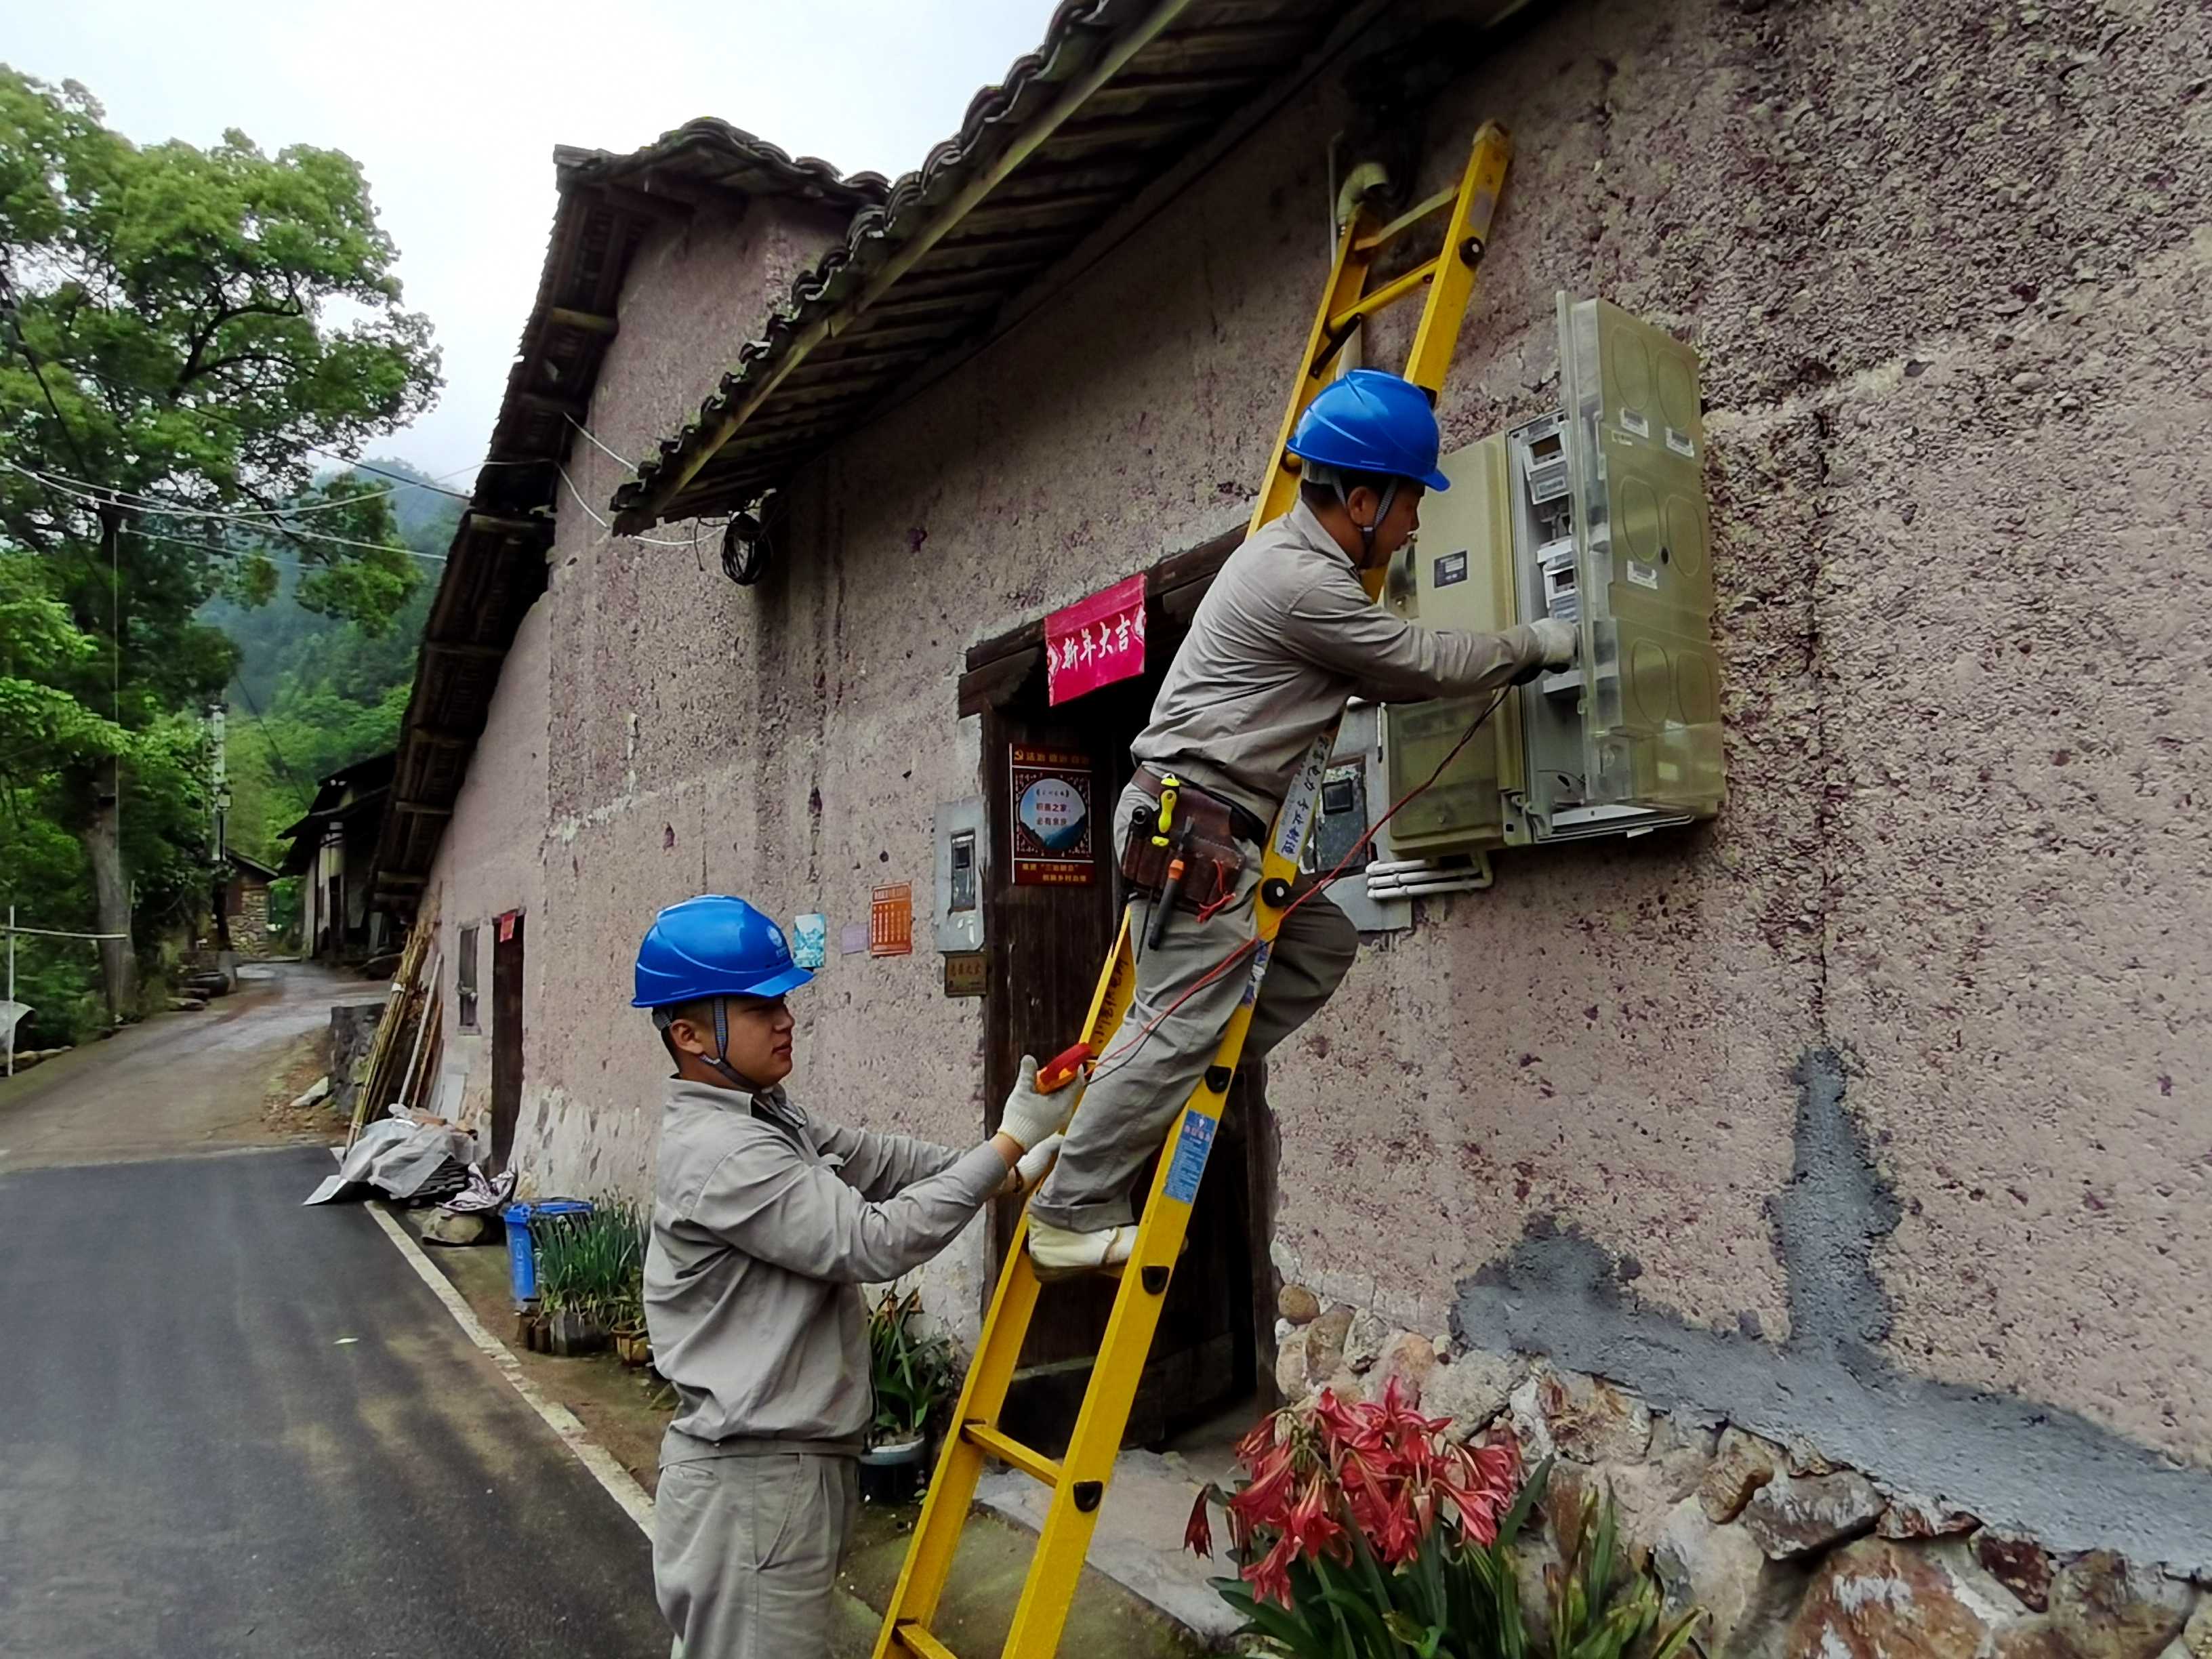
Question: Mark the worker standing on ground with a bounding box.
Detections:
[635,895,1071,1658]
[1025,370,1576,1275]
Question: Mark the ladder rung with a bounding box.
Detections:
[1353,185,1458,253]
[962,1422,1062,1488]
[893,1621,960,1659]
[1327,255,1441,332]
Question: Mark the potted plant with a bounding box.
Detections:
[533,1199,645,1359]
[862,1289,955,1504]
[600,1200,651,1366]
[611,1322,653,1368]
[1185,1380,1706,1659]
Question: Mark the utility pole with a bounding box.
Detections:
[84,501,134,1022]
[209,701,232,953]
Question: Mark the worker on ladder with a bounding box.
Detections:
[634,895,1072,1658]
[1025,370,1577,1275]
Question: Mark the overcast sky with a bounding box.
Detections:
[5,0,1054,479]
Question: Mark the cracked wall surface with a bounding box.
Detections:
[438,0,2211,1488]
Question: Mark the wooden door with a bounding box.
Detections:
[969,545,1263,1450]
[490,913,525,1172]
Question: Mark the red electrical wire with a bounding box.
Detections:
[1081,684,1513,1088]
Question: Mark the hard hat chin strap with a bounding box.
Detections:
[1332,474,1400,567]
[657,996,758,1092]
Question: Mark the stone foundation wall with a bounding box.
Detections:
[326,1000,388,1123]
[1271,1284,2208,1659]
[230,884,274,959]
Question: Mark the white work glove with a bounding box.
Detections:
[1002,1132,1065,1195]
[998,1054,1077,1151]
[1530,617,1578,668]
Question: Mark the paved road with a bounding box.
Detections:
[0,960,371,1172]
[0,970,665,1656]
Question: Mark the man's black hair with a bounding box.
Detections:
[651,997,721,1035]
[1299,466,1399,510]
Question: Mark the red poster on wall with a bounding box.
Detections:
[869,885,914,956]
[1010,745,1094,887]
[1046,573,1146,706]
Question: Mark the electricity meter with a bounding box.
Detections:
[1382,294,1723,859]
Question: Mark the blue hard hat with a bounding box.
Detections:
[632,895,813,1008]
[1285,369,1452,492]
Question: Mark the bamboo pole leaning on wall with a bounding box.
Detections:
[345,908,436,1151]
[399,983,443,1118]
[395,947,439,1106]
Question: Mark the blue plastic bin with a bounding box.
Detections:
[502,1198,595,1304]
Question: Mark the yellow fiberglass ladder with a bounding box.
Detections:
[874,122,1514,1659]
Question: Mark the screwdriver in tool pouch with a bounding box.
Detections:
[1146,837,1187,952]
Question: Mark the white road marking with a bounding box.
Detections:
[361,1196,656,1536]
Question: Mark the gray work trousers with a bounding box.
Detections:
[654,1439,857,1659]
[1029,781,1359,1233]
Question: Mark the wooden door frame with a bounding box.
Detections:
[955,527,1288,1420]
[956,525,1244,1231]
[490,912,526,1174]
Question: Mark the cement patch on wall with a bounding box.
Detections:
[1452,1048,2212,1572]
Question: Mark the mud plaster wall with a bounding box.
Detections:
[514,192,965,1220]
[426,600,550,1139]
[455,0,2209,1482]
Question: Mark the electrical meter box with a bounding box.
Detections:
[1384,294,1723,856]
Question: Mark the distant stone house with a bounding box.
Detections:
[220,851,280,958]
[279,750,396,963]
[382,0,2212,1610]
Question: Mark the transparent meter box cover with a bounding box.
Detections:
[1382,434,1523,855]
[1555,293,1725,818]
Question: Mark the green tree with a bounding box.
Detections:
[0,70,439,1017]
[207,458,455,870]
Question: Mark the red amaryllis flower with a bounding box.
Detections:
[1229,1443,1298,1531]
[1311,1387,1372,1449]
[1369,1487,1425,1566]
[1184,1489,1214,1558]
[1334,1443,1387,1498]
[1235,1414,1280,1467]
[1344,1474,1399,1553]
[1374,1375,1448,1435]
[1284,1475,1347,1562]
[1244,1536,1298,1607]
[1215,1357,1528,1620]
[1437,1437,1519,1544]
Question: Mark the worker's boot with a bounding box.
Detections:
[1027,1218,1138,1280]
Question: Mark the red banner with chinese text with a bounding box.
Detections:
[1046,573,1146,706]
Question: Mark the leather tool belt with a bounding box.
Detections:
[1119,767,1262,916]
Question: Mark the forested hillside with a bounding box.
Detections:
[209,461,459,867]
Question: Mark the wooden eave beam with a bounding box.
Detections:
[547,306,619,335]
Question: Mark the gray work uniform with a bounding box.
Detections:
[1028,501,1547,1233]
[646,1076,1005,1658]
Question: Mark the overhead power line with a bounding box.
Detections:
[126,525,447,566]
[554,463,718,548]
[4,459,432,560]
[226,675,305,794]
[0,271,102,483]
